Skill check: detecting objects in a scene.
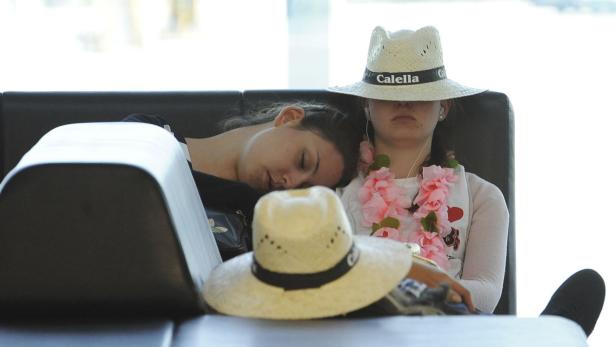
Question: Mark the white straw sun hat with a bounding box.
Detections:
[328,26,485,101]
[203,186,413,320]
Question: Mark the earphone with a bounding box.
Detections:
[364,105,370,120]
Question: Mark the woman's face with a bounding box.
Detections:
[237,108,344,192]
[368,99,448,145]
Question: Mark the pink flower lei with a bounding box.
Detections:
[358,141,461,269]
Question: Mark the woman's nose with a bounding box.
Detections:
[396,101,414,108]
[282,170,310,189]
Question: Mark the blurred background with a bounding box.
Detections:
[1,0,614,345]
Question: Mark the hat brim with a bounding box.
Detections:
[328,79,485,101]
[203,235,412,320]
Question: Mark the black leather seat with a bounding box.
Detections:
[0,90,515,315]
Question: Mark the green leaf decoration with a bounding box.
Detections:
[420,211,438,233]
[368,154,391,171]
[380,217,400,228]
[446,158,459,169]
[371,223,381,235]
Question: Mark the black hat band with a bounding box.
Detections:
[251,243,360,291]
[363,66,447,85]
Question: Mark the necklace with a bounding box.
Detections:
[359,162,459,270]
[405,139,431,178]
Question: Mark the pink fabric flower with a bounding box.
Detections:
[361,192,388,226]
[423,189,447,211]
[410,230,449,270]
[357,140,375,174]
[359,167,412,227]
[422,165,457,183]
[358,168,393,203]
[359,163,458,269]
[414,166,456,207]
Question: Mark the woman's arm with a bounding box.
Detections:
[408,260,475,312]
[459,173,509,313]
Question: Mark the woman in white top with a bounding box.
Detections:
[329,26,508,313]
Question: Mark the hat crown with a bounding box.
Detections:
[367,26,444,73]
[252,187,353,274]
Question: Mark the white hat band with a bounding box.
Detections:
[363,66,447,86]
[251,243,360,291]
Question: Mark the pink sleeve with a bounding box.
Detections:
[459,173,509,313]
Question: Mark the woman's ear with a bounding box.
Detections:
[274,106,305,127]
[440,99,453,117]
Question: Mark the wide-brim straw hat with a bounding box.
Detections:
[203,186,413,320]
[328,26,485,101]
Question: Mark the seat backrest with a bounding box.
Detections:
[0,91,244,180]
[453,92,516,314]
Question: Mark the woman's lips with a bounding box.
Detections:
[392,114,416,122]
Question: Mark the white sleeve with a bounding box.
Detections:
[459,173,509,313]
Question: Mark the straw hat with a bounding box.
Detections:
[203,186,413,319]
[328,26,485,101]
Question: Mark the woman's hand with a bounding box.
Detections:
[408,261,476,312]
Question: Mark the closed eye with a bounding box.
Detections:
[299,150,306,170]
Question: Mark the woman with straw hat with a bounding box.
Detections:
[328,25,506,314]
